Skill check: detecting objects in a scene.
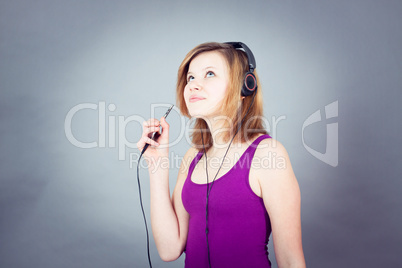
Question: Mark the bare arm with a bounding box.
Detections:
[255,139,306,268]
[137,117,192,261]
[149,148,193,261]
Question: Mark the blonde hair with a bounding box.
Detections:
[176,42,268,151]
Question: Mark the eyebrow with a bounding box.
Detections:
[187,66,216,75]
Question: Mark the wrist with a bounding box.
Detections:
[146,155,170,174]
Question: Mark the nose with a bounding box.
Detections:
[188,78,201,92]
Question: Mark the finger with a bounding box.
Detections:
[157,117,170,144]
[159,117,169,138]
[143,136,159,147]
[143,126,160,136]
[137,135,159,150]
[143,119,160,128]
[142,119,160,137]
[160,117,170,129]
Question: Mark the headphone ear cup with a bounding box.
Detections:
[241,72,257,97]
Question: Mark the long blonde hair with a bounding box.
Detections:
[176,42,268,151]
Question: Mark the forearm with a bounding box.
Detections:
[148,166,182,260]
[278,259,306,268]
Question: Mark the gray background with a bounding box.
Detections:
[1,0,401,267]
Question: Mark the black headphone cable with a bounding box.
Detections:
[137,150,153,268]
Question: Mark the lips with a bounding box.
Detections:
[189,95,205,103]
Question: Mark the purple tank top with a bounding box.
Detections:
[182,134,272,268]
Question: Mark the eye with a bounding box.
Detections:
[187,75,194,82]
[206,71,215,78]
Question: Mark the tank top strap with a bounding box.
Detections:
[240,134,272,168]
[187,150,203,177]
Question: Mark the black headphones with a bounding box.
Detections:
[224,42,257,97]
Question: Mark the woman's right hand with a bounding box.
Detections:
[136,117,170,168]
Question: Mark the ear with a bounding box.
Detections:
[241,96,245,100]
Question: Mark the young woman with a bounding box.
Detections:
[137,42,306,267]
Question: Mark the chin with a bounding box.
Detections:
[187,104,204,117]
[188,111,205,118]
[187,102,221,119]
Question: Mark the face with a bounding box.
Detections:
[183,51,229,118]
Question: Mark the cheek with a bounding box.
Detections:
[183,86,191,104]
[183,86,189,99]
[216,82,228,101]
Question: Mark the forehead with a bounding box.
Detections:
[188,51,228,71]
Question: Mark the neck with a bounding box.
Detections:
[201,100,244,152]
[203,115,240,152]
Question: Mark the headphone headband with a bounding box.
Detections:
[224,42,256,72]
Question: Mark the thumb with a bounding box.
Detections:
[159,116,170,140]
[160,116,170,130]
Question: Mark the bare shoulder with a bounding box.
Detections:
[254,137,291,168]
[255,136,288,155]
[183,146,200,158]
[252,137,301,215]
[252,137,296,184]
